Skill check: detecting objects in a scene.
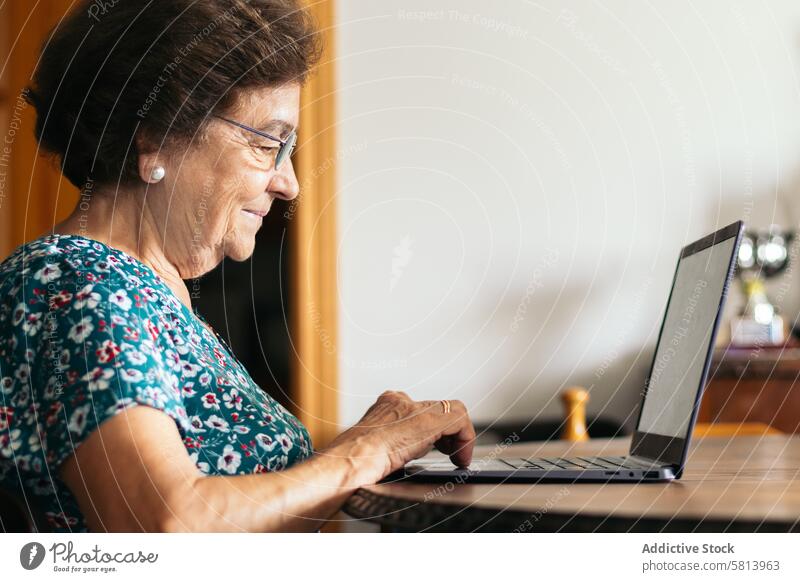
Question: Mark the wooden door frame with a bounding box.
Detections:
[291,0,339,447]
[1,0,79,260]
[1,0,340,447]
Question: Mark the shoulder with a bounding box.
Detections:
[0,235,188,350]
[1,234,180,312]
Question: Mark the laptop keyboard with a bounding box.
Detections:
[502,456,653,471]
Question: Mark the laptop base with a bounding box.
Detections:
[400,455,677,483]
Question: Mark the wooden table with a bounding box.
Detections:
[343,435,800,532]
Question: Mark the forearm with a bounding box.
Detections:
[165,439,385,532]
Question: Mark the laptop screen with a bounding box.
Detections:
[637,235,737,438]
[631,222,741,469]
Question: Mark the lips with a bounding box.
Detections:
[242,208,268,218]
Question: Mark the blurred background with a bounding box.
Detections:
[3,0,800,445]
[333,0,800,438]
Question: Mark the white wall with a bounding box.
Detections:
[334,0,800,430]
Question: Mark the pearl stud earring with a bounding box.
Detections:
[150,166,166,182]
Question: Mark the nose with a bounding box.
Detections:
[269,157,300,201]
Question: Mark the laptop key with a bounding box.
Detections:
[530,458,573,470]
[557,458,590,469]
[500,458,534,470]
[597,457,628,468]
[569,457,611,469]
[575,457,616,469]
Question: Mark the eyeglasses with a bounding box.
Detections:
[214,115,297,169]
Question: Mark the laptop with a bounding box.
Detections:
[402,221,745,483]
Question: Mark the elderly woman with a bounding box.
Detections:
[0,0,474,532]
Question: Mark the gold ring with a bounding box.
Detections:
[440,400,451,414]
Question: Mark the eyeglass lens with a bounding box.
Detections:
[275,131,297,169]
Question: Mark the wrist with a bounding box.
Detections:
[319,435,388,486]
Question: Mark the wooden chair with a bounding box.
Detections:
[560,386,783,441]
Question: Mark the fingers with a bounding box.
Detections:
[370,391,477,468]
[379,389,411,402]
[433,400,476,468]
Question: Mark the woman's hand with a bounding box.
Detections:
[324,390,476,482]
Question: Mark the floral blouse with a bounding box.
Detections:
[0,234,313,532]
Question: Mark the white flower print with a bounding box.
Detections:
[198,372,212,386]
[276,433,293,454]
[126,350,147,366]
[106,398,135,415]
[43,316,58,336]
[67,405,90,435]
[44,377,60,401]
[27,432,42,453]
[1,376,14,395]
[266,454,288,472]
[189,451,210,474]
[109,289,132,311]
[48,290,73,310]
[161,371,179,391]
[95,339,121,363]
[68,317,94,343]
[82,367,115,391]
[142,287,159,302]
[120,368,144,383]
[142,387,169,408]
[34,263,62,283]
[222,389,243,411]
[232,425,250,435]
[164,350,182,371]
[12,302,26,326]
[180,361,201,377]
[73,284,100,310]
[188,415,206,433]
[0,429,22,456]
[255,433,278,452]
[22,313,43,336]
[201,393,220,410]
[11,388,30,408]
[14,364,30,384]
[139,339,157,356]
[217,444,241,474]
[204,415,230,432]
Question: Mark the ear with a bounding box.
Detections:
[135,132,166,184]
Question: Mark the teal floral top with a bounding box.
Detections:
[0,234,313,532]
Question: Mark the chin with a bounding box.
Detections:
[224,236,257,262]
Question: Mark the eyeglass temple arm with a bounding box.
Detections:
[213,115,286,145]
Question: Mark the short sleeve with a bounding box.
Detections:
[8,255,191,472]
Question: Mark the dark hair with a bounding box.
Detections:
[26,0,321,189]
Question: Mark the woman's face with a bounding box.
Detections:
[150,83,301,278]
